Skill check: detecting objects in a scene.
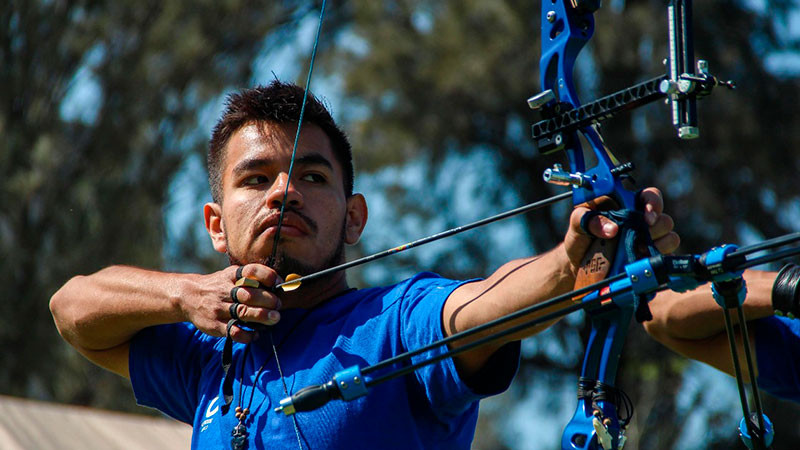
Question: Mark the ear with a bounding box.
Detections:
[344,193,368,245]
[203,202,228,253]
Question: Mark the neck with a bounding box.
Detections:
[278,270,350,310]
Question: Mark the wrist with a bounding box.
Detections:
[171,274,199,322]
[555,242,579,287]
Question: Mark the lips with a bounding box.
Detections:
[258,212,312,238]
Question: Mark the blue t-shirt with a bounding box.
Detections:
[130,272,519,449]
[755,316,800,402]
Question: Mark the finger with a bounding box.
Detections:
[229,303,242,321]
[234,263,279,288]
[571,199,621,237]
[569,206,592,237]
[230,286,242,303]
[226,323,256,344]
[230,286,282,310]
[231,303,281,326]
[652,231,681,254]
[205,318,255,343]
[647,213,675,242]
[638,187,664,226]
[573,209,618,239]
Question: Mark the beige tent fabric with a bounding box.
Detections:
[0,395,191,449]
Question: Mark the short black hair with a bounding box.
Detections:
[207,81,354,203]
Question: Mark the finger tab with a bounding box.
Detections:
[235,277,262,288]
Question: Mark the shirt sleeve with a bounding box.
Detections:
[129,322,218,423]
[754,316,800,403]
[398,273,520,420]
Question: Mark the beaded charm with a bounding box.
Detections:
[231,406,251,450]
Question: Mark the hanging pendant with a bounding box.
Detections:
[231,421,249,450]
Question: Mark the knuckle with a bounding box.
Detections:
[215,304,230,320]
[663,214,675,228]
[644,186,661,197]
[205,322,225,338]
[242,264,278,287]
[236,288,251,303]
[241,264,258,281]
[251,308,270,322]
[229,327,252,343]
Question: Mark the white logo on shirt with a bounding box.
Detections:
[201,396,219,432]
[206,396,220,418]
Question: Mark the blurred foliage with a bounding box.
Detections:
[4,0,800,449]
[323,0,800,448]
[0,0,341,412]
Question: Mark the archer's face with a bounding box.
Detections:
[204,121,366,276]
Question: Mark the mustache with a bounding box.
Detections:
[261,206,318,235]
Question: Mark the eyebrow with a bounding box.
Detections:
[294,153,334,171]
[232,152,334,176]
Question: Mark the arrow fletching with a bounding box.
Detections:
[280,273,302,291]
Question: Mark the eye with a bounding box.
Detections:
[300,173,326,183]
[243,175,269,186]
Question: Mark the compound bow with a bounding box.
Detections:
[265,1,785,450]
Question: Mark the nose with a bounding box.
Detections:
[266,173,303,210]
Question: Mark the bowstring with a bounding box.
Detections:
[266,3,327,450]
[269,0,328,268]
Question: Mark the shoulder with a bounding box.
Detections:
[384,272,467,300]
[131,322,224,363]
[754,316,800,402]
[308,273,466,329]
[342,272,466,310]
[756,316,800,342]
[134,321,219,345]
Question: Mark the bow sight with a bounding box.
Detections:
[530,0,735,159]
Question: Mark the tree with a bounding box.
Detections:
[0,0,337,412]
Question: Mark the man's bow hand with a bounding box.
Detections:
[564,187,680,273]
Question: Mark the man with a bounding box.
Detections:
[50,80,678,449]
[645,268,800,402]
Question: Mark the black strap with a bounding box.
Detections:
[230,286,241,303]
[221,319,238,415]
[578,209,604,236]
[230,304,241,321]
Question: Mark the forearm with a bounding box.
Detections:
[643,269,776,378]
[50,265,191,351]
[646,269,776,341]
[443,244,575,374]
